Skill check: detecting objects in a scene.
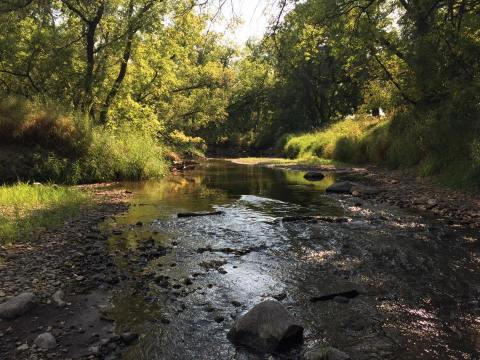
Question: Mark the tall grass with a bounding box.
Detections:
[0,98,168,184]
[282,112,480,188]
[0,183,90,244]
[283,115,389,163]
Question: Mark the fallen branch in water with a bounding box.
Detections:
[177,211,224,218]
[310,290,359,302]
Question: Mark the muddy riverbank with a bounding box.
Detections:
[0,160,479,359]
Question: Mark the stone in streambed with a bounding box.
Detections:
[304,172,325,181]
[303,345,351,360]
[0,292,36,319]
[121,332,139,345]
[34,332,57,349]
[227,300,303,353]
[326,181,354,194]
[52,290,66,307]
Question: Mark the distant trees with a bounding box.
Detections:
[0,0,235,134]
[221,0,480,179]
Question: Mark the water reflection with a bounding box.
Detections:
[99,160,480,360]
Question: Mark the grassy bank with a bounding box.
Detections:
[282,114,480,188]
[0,183,90,244]
[0,98,169,184]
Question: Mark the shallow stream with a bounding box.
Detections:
[100,160,480,359]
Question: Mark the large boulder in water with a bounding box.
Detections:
[0,292,36,319]
[227,300,303,353]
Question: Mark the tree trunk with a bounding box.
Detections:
[99,1,135,124]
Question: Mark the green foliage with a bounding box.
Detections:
[223,0,480,187]
[0,183,90,244]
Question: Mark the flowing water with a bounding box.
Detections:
[100,160,480,360]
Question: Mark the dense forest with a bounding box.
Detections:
[1,0,479,186]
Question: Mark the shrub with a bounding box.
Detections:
[0,97,91,156]
[78,126,168,183]
[0,98,168,184]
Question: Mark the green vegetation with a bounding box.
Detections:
[215,1,480,188]
[1,1,479,189]
[0,1,233,184]
[0,183,90,243]
[0,98,167,183]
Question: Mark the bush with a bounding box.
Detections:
[0,97,91,156]
[78,126,168,183]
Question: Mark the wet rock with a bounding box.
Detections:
[121,332,138,345]
[0,292,36,319]
[326,181,354,194]
[231,300,242,307]
[183,277,193,285]
[16,343,29,351]
[177,211,224,218]
[273,292,287,301]
[227,300,303,353]
[333,296,349,304]
[199,259,227,271]
[303,345,351,360]
[304,172,325,181]
[34,332,57,349]
[214,315,225,323]
[52,290,66,307]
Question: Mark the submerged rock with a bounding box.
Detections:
[34,332,57,349]
[0,292,36,319]
[304,172,325,181]
[227,300,303,353]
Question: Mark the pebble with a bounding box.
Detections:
[34,332,57,349]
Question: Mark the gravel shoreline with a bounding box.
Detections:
[228,158,480,229]
[0,183,131,359]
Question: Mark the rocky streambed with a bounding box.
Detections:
[0,160,479,359]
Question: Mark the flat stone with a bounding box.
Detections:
[0,292,36,319]
[326,181,354,193]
